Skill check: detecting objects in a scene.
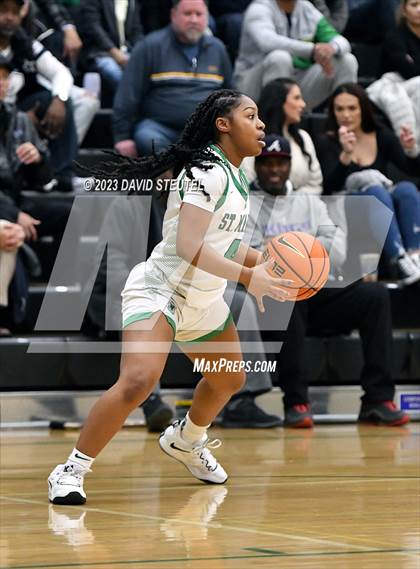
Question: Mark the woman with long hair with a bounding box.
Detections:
[47,89,292,505]
[243,78,323,196]
[317,82,420,285]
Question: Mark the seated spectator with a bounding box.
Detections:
[310,0,348,32]
[209,0,252,61]
[0,214,25,335]
[0,0,78,190]
[244,133,409,427]
[22,0,82,66]
[316,83,420,285]
[20,1,100,148]
[78,0,143,97]
[242,78,323,196]
[0,57,73,278]
[344,0,399,44]
[234,0,358,110]
[367,0,420,149]
[113,0,232,157]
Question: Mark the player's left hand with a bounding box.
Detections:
[247,261,293,312]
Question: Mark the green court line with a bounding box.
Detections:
[4,548,420,569]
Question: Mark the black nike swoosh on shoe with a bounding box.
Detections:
[74,453,90,461]
[170,442,191,453]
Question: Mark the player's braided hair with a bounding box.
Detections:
[91,90,244,186]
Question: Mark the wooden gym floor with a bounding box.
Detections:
[1,423,419,569]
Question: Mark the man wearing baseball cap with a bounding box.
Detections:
[221,133,409,428]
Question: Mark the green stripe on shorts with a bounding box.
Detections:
[178,312,233,343]
[123,311,177,336]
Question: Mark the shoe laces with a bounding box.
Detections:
[58,464,90,486]
[191,438,222,472]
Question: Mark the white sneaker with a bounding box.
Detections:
[396,253,420,285]
[48,463,89,505]
[159,421,228,484]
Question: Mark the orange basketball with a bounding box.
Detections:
[263,231,330,301]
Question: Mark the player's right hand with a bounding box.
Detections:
[247,261,293,312]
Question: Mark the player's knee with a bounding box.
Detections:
[118,364,159,406]
[228,369,247,395]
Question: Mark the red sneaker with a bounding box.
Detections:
[358,401,410,426]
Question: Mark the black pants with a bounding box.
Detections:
[271,281,395,408]
[22,198,77,282]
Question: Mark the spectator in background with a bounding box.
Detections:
[246,133,409,428]
[316,83,420,285]
[344,0,399,44]
[234,0,357,109]
[113,0,232,158]
[19,1,99,147]
[0,0,78,190]
[0,211,25,336]
[0,57,72,278]
[310,0,348,32]
[242,78,324,196]
[367,0,420,149]
[209,0,252,61]
[22,0,82,65]
[78,0,143,97]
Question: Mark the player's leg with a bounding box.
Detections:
[48,313,174,504]
[159,321,246,484]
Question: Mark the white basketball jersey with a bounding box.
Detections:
[146,145,250,307]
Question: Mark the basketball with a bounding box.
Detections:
[263,231,330,301]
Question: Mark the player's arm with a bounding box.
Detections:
[176,203,290,311]
[233,242,263,268]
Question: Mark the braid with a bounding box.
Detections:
[87,90,244,186]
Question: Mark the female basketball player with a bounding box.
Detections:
[48,90,292,505]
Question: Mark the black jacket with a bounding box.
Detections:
[383,22,420,79]
[78,0,143,60]
[33,0,74,29]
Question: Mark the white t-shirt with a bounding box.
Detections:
[115,0,129,48]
